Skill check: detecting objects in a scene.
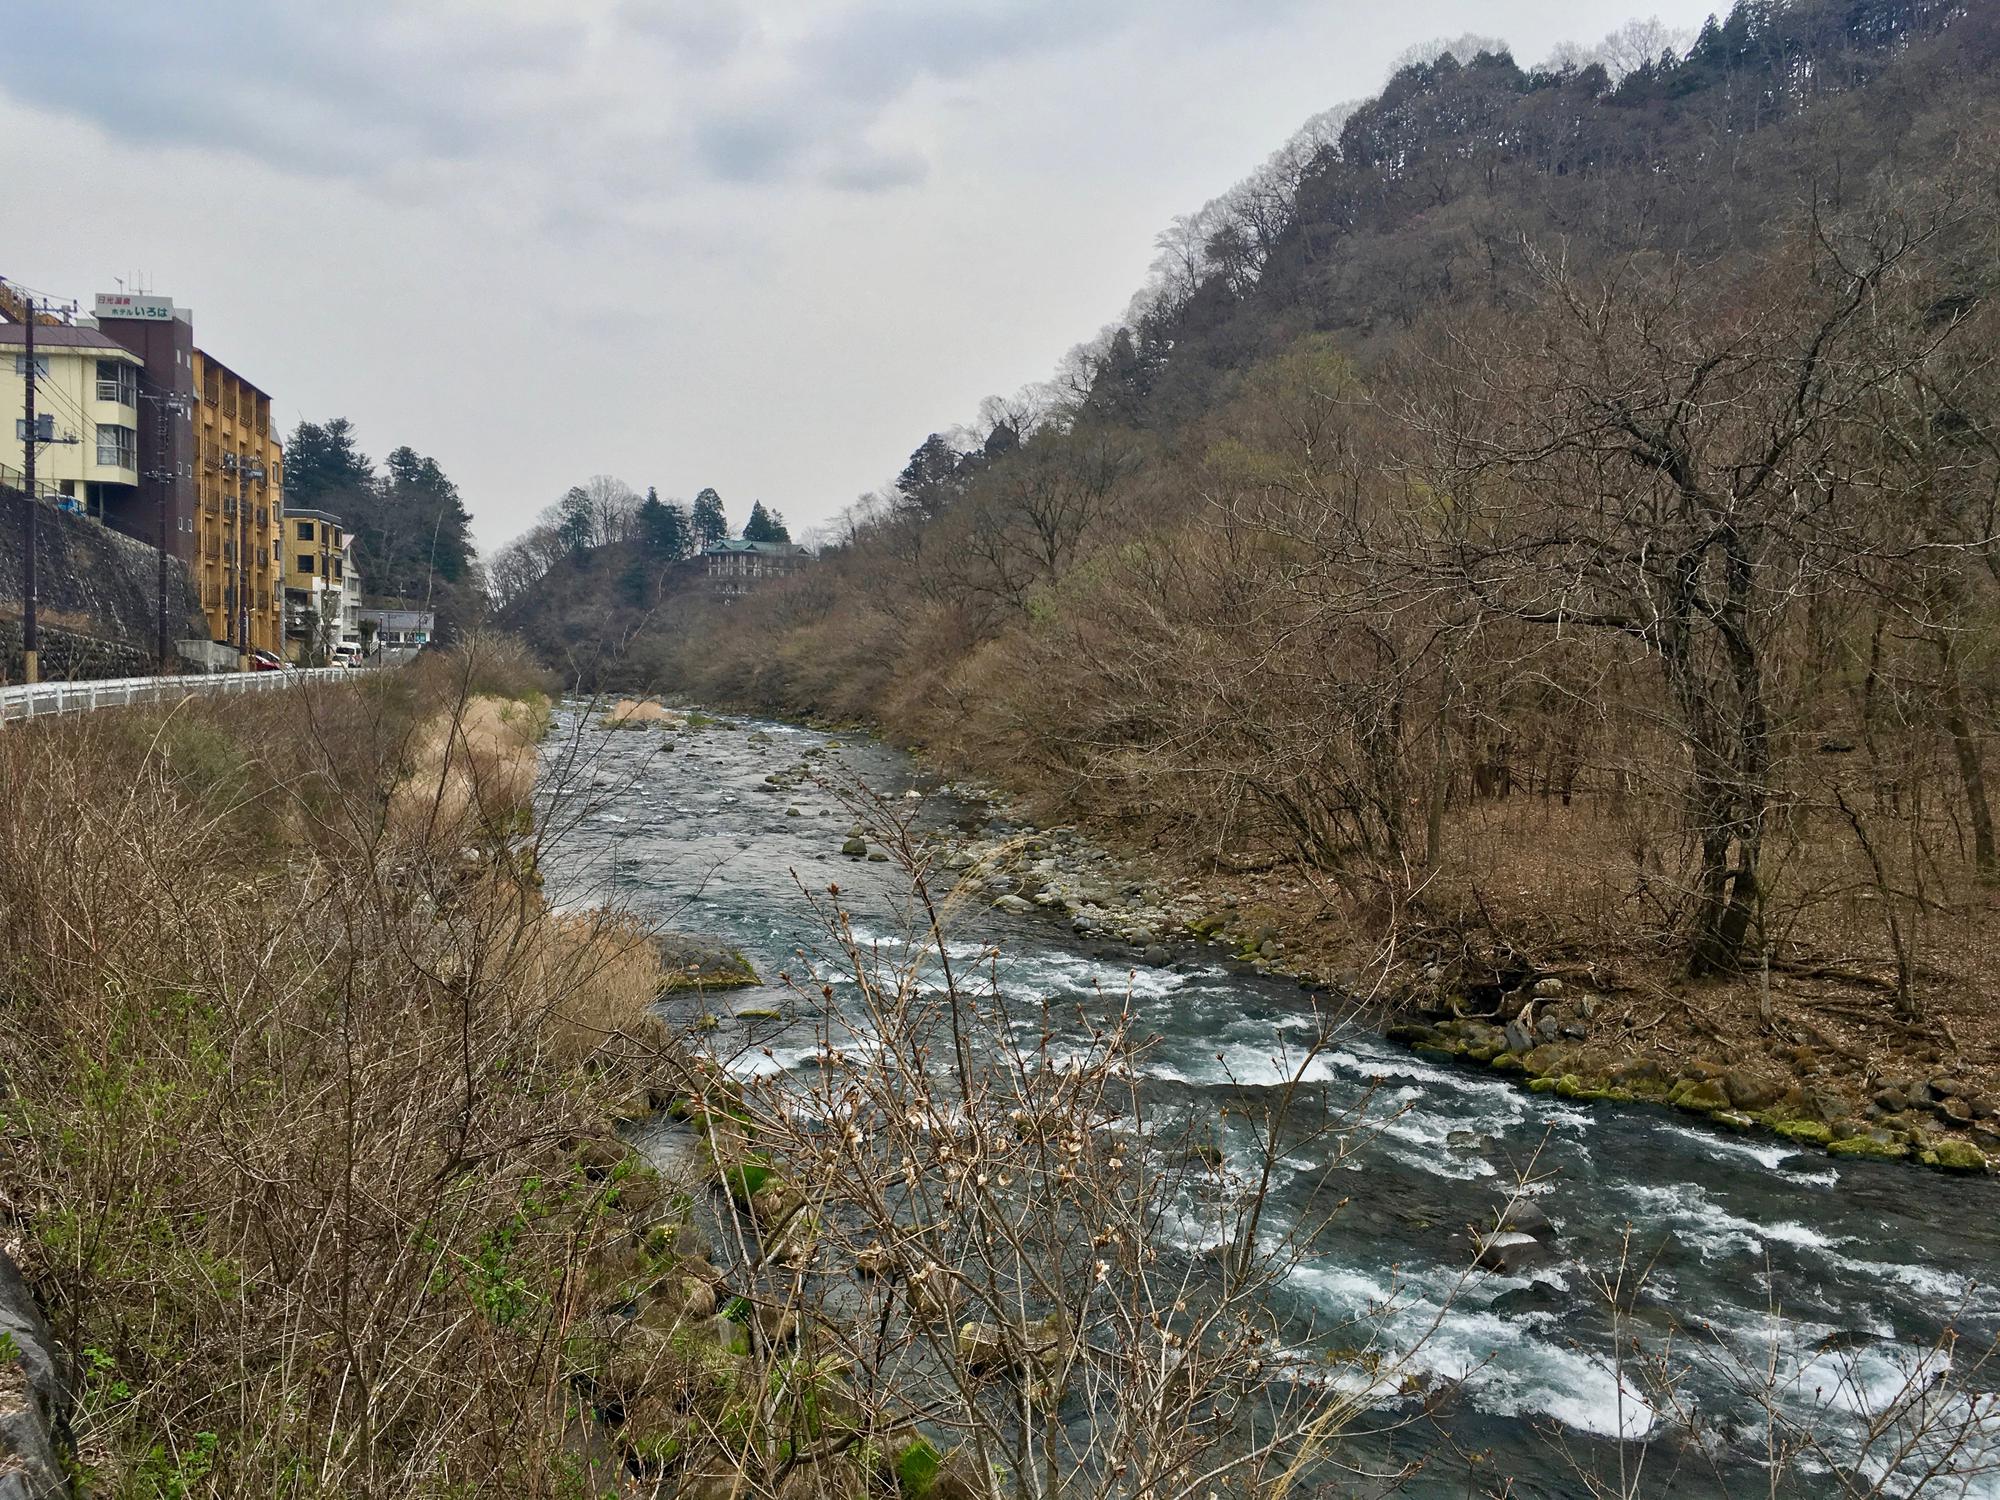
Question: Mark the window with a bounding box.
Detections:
[297,554,315,575]
[97,424,137,469]
[14,415,54,442]
[297,520,314,541]
[95,360,136,406]
[332,559,343,581]
[13,355,48,378]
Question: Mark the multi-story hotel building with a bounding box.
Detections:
[190,350,283,655]
[85,293,283,658]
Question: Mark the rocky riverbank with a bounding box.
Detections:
[916,783,1998,1179]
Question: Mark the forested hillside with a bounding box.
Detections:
[492,479,790,685]
[285,417,482,637]
[663,0,2000,1030]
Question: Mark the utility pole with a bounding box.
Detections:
[20,306,36,684]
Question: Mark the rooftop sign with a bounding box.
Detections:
[94,293,175,322]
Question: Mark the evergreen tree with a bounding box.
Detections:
[690,488,728,547]
[285,417,376,506]
[894,434,965,518]
[637,487,692,558]
[382,445,475,587]
[742,501,791,544]
[285,419,483,638]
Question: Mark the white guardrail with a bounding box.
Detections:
[0,666,370,725]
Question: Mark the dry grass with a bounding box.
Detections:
[0,642,685,1497]
[390,690,547,841]
[529,910,670,1070]
[599,698,678,729]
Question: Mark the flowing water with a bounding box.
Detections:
[544,707,2000,1498]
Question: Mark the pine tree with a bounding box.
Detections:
[284,418,375,506]
[690,488,728,548]
[742,501,790,544]
[638,488,691,558]
[895,434,965,518]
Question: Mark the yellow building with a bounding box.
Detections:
[191,350,283,656]
[0,323,144,514]
[280,508,360,662]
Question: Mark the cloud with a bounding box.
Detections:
[616,0,756,63]
[0,0,1277,205]
[819,142,930,192]
[693,109,810,183]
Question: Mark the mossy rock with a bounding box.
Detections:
[1411,1042,1459,1063]
[600,1159,664,1213]
[1527,1076,1560,1094]
[625,1428,685,1466]
[1920,1139,1991,1173]
[1555,1076,1634,1103]
[1711,1110,1756,1131]
[1521,1045,1569,1076]
[655,934,761,993]
[732,1004,785,1021]
[1669,1078,1731,1113]
[1828,1135,1910,1161]
[891,1435,944,1495]
[722,1158,775,1204]
[1775,1119,1834,1146]
[1489,1051,1528,1073]
[1385,1023,1442,1047]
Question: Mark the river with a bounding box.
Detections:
[542,705,2000,1499]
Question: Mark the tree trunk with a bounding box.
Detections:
[1937,649,1997,882]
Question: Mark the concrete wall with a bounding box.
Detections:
[0,489,207,683]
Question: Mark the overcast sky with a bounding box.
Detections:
[3,1,1720,553]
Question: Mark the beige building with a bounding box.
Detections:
[0,323,144,515]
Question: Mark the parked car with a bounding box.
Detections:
[249,649,287,672]
[331,644,361,667]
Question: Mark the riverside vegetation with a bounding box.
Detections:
[491,3,2000,1173]
[2,648,1994,1498]
[0,646,1489,1498]
[0,638,695,1494]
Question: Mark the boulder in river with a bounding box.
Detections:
[1474,1230,1552,1275]
[1495,1199,1554,1239]
[655,934,760,992]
